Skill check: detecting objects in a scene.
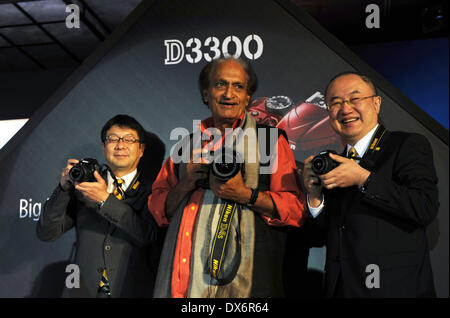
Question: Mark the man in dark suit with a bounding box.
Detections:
[37,114,164,297]
[302,72,439,297]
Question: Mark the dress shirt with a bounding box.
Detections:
[106,169,137,193]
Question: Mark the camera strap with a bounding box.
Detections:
[208,125,287,281]
[209,200,238,281]
[124,171,141,197]
[367,124,387,155]
[360,125,388,169]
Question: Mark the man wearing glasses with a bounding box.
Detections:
[37,114,162,297]
[302,72,439,297]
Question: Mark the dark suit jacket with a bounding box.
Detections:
[37,173,158,297]
[307,129,439,297]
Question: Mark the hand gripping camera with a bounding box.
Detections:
[311,150,339,175]
[69,158,102,183]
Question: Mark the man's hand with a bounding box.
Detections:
[177,148,210,192]
[302,155,323,208]
[319,153,370,189]
[209,170,251,204]
[164,148,210,219]
[74,171,109,203]
[209,170,277,219]
[60,159,79,191]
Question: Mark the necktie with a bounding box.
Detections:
[99,269,111,296]
[113,178,125,200]
[348,147,358,160]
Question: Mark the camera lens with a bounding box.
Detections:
[68,158,100,183]
[311,150,338,175]
[211,150,241,181]
[69,166,83,182]
[311,157,326,175]
[215,153,234,173]
[313,160,323,171]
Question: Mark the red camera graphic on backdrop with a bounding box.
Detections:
[247,92,343,161]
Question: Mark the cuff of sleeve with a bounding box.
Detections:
[360,172,373,193]
[307,194,325,218]
[98,200,106,209]
[263,191,306,227]
[264,191,290,225]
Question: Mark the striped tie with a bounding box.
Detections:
[99,269,111,296]
[348,147,358,161]
[113,178,125,200]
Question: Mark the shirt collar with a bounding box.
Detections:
[346,124,379,157]
[107,169,137,192]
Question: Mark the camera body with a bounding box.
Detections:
[311,150,339,175]
[196,148,243,189]
[69,158,101,183]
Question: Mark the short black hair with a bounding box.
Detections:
[198,57,258,105]
[325,71,378,99]
[101,114,145,143]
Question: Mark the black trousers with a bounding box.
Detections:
[333,272,345,298]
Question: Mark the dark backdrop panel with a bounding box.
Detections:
[351,37,449,129]
[0,0,448,297]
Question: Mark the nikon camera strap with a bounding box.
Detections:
[208,125,287,281]
[360,124,388,170]
[209,200,238,281]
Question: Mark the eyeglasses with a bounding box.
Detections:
[105,135,140,144]
[327,95,377,112]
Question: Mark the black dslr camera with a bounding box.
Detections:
[311,150,339,175]
[69,158,102,183]
[196,148,243,189]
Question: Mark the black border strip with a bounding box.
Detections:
[274,0,448,145]
[0,0,156,163]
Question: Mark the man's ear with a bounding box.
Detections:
[374,95,381,115]
[202,90,209,105]
[245,93,251,107]
[139,143,145,158]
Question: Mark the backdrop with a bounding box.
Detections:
[0,0,448,297]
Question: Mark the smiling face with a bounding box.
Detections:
[203,59,251,131]
[102,125,145,177]
[326,74,381,145]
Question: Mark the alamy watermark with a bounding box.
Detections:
[169,121,280,174]
[365,4,381,29]
[65,4,80,29]
[365,264,380,289]
[65,264,80,289]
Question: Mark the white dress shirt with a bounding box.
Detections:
[106,169,137,193]
[98,169,137,208]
